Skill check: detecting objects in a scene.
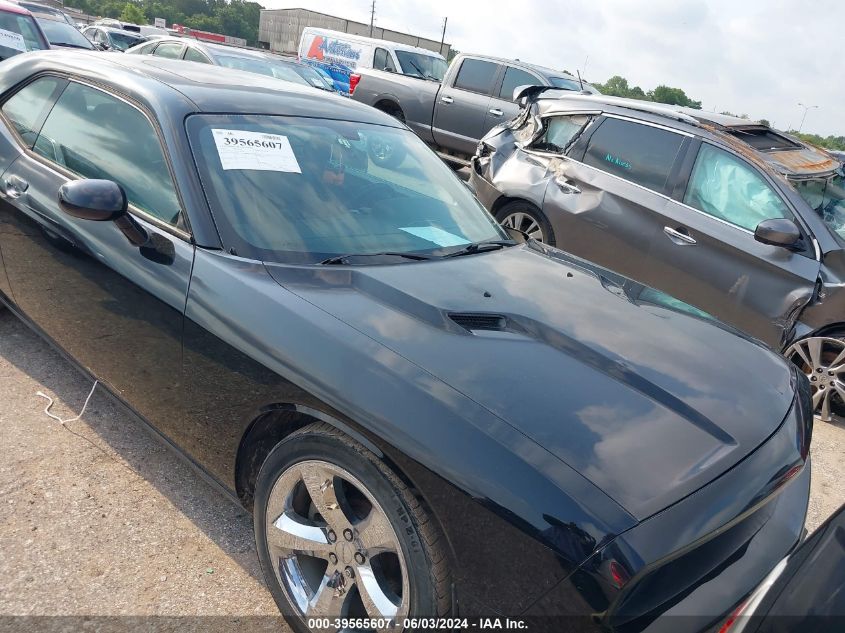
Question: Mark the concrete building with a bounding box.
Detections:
[259,7,451,58]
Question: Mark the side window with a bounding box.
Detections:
[499,67,539,101]
[129,41,157,55]
[153,42,183,59]
[184,47,211,64]
[2,76,64,146]
[453,59,498,95]
[94,30,107,45]
[583,117,685,193]
[683,143,790,231]
[33,82,182,227]
[373,47,395,72]
[532,114,592,153]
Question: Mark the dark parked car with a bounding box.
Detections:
[81,24,145,51]
[471,89,845,421]
[0,52,813,633]
[33,13,95,50]
[10,0,74,25]
[125,36,320,90]
[719,502,845,632]
[0,0,47,60]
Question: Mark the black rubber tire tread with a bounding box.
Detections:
[494,199,556,246]
[255,422,452,630]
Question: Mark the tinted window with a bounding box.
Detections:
[35,18,92,49]
[583,118,685,192]
[0,11,47,53]
[33,82,182,227]
[184,46,211,64]
[373,47,395,72]
[186,114,506,264]
[533,115,592,153]
[684,143,790,231]
[453,59,497,94]
[395,50,446,80]
[2,77,63,146]
[153,42,182,59]
[499,67,539,100]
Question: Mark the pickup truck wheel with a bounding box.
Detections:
[495,201,555,245]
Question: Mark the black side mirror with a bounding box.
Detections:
[58,179,148,247]
[754,218,802,249]
[58,179,126,221]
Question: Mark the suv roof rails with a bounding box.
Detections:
[546,93,701,126]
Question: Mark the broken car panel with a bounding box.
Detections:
[471,90,845,421]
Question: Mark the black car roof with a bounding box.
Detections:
[536,92,840,177]
[0,51,401,126]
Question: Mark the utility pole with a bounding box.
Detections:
[797,102,818,133]
[369,0,375,37]
[439,17,448,56]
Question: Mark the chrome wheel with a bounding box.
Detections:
[500,211,544,242]
[265,460,409,630]
[786,336,845,422]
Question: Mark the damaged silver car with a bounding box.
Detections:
[470,87,845,421]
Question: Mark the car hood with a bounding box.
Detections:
[266,244,797,520]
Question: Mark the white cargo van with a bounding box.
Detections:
[297,27,447,95]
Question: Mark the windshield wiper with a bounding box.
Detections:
[443,240,517,258]
[320,252,436,265]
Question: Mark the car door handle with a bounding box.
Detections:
[488,108,504,117]
[4,174,29,199]
[554,175,581,194]
[663,226,697,245]
[440,95,453,104]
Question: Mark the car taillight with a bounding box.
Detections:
[349,73,361,95]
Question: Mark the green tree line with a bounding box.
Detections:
[592,75,702,109]
[73,0,262,45]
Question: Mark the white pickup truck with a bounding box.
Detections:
[351,53,598,166]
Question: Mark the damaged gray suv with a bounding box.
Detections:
[471,88,845,421]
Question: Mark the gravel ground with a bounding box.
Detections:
[1,307,844,625]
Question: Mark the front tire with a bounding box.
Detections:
[254,423,451,632]
[495,200,555,245]
[785,335,845,422]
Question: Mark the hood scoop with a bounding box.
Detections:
[449,313,507,332]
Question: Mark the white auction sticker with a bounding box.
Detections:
[211,129,301,173]
[0,28,27,53]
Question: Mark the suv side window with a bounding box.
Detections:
[33,82,182,227]
[582,117,685,193]
[683,143,790,231]
[373,47,395,72]
[453,58,498,95]
[2,76,65,147]
[532,114,593,153]
[499,67,539,101]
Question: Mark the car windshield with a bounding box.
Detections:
[395,50,447,81]
[217,55,310,86]
[187,114,506,264]
[295,64,334,90]
[549,76,600,94]
[792,172,845,240]
[36,17,92,48]
[0,11,47,55]
[109,31,143,50]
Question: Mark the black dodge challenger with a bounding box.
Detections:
[0,52,812,633]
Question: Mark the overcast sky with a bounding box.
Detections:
[263,0,842,137]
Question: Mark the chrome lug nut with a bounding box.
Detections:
[354,552,366,564]
[343,528,354,541]
[328,552,338,565]
[327,529,337,543]
[344,566,355,579]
